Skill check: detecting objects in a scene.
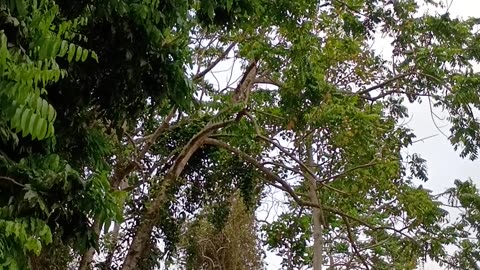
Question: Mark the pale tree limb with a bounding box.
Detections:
[103,221,121,269]
[0,176,25,187]
[252,72,419,101]
[356,72,416,95]
[304,140,325,270]
[253,77,282,88]
[193,42,237,81]
[120,119,238,270]
[111,106,177,189]
[318,160,378,184]
[254,130,348,195]
[342,216,371,270]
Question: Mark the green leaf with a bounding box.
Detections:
[7,260,18,270]
[81,48,88,62]
[50,39,61,57]
[47,104,56,122]
[35,117,47,140]
[59,40,68,57]
[40,99,48,118]
[90,51,99,62]
[15,0,27,17]
[35,97,42,115]
[39,224,52,244]
[75,46,83,62]
[10,107,22,130]
[67,43,76,62]
[20,108,32,137]
[38,37,50,59]
[28,113,40,139]
[46,122,54,137]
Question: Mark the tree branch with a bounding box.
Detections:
[0,176,25,187]
[111,106,177,189]
[253,77,282,88]
[193,42,237,81]
[121,60,257,270]
[356,72,415,95]
[342,216,371,270]
[318,160,378,183]
[255,133,348,195]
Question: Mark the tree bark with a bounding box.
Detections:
[120,187,165,270]
[304,141,324,270]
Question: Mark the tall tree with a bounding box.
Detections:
[2,0,480,270]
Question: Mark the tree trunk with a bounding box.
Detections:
[78,218,101,270]
[304,142,324,270]
[120,182,168,270]
[120,133,212,269]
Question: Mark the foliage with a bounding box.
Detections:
[179,194,264,270]
[2,0,480,269]
[0,0,93,143]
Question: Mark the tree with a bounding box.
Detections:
[2,0,480,269]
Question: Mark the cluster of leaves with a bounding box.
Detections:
[0,0,97,144]
[431,180,480,269]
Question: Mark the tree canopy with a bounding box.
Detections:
[1,0,480,269]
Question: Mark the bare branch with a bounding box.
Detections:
[111,107,177,189]
[205,138,418,246]
[318,160,378,183]
[253,77,282,88]
[193,42,237,81]
[0,176,25,187]
[256,133,348,195]
[342,216,371,270]
[357,72,415,95]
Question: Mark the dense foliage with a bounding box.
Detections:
[1,0,480,269]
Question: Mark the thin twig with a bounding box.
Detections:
[357,72,415,95]
[318,160,378,183]
[0,176,25,187]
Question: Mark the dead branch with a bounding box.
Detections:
[193,42,237,81]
